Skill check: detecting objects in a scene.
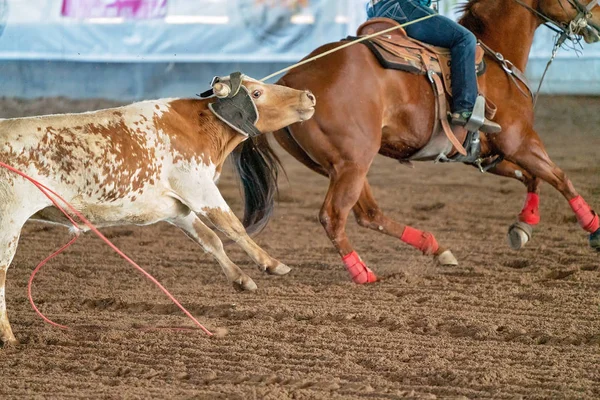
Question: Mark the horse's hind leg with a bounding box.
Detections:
[352,179,458,266]
[484,160,542,250]
[507,132,599,250]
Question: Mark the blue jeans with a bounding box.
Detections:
[366,0,477,113]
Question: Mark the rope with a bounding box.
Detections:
[260,13,437,82]
[533,33,569,108]
[28,235,79,330]
[0,161,213,336]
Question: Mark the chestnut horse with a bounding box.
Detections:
[237,0,600,283]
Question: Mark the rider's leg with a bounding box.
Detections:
[403,6,477,116]
[369,1,499,131]
[405,6,500,131]
[369,1,476,115]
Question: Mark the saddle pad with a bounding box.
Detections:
[351,37,426,74]
[357,17,485,59]
[354,18,486,94]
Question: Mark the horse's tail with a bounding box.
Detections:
[231,134,285,236]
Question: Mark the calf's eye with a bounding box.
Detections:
[252,90,262,99]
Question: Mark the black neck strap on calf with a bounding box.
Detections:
[209,86,262,138]
[200,72,262,138]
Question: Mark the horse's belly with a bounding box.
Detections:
[379,126,432,160]
[379,122,454,161]
[407,128,454,161]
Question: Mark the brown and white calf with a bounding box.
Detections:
[0,75,315,346]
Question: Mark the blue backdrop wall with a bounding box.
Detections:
[0,0,598,100]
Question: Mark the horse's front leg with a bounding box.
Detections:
[482,159,542,250]
[503,131,600,250]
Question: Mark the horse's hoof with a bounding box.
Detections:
[590,229,600,252]
[233,276,257,292]
[435,249,458,266]
[267,263,291,276]
[508,221,533,250]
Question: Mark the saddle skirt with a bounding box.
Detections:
[355,18,498,160]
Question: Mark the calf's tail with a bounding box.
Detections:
[231,135,284,236]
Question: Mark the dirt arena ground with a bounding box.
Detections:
[0,96,598,399]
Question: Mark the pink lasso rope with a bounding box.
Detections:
[0,161,213,336]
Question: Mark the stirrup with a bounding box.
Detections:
[464,95,502,134]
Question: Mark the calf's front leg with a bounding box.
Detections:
[171,180,290,276]
[169,213,257,291]
[201,206,291,276]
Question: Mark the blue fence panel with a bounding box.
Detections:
[0,0,598,99]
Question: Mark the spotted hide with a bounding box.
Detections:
[0,76,316,346]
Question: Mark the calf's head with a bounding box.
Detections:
[207,72,315,137]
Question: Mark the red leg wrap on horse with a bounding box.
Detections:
[400,226,439,255]
[569,195,600,233]
[342,251,377,284]
[519,193,541,225]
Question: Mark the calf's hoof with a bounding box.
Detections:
[266,263,291,276]
[0,337,19,349]
[435,249,458,266]
[507,221,533,250]
[232,276,258,292]
[590,229,600,252]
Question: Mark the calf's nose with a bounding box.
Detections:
[304,91,316,106]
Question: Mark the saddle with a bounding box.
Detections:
[354,18,498,161]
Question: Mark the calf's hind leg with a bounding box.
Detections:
[170,213,257,291]
[0,215,26,347]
